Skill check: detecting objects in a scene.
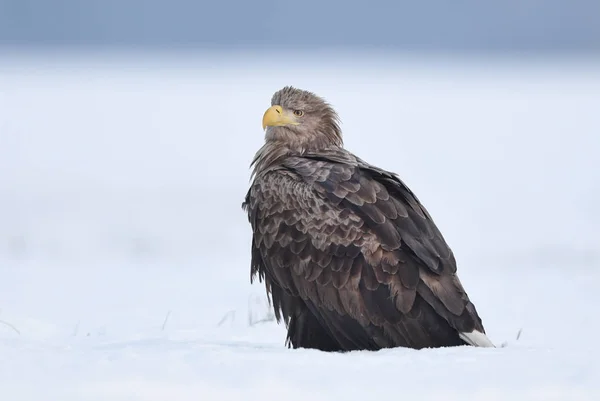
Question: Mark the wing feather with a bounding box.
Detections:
[244,149,487,351]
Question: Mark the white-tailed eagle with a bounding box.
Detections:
[243,86,494,351]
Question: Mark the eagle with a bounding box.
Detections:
[242,86,494,351]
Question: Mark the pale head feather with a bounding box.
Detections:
[251,86,343,178]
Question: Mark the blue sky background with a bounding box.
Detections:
[1,0,598,53]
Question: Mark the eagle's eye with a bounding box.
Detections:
[293,110,304,117]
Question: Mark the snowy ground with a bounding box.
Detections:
[0,52,599,400]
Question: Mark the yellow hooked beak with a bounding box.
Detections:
[262,105,299,130]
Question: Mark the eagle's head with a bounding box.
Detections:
[261,86,343,151]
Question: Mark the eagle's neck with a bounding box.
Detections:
[250,137,347,181]
[250,141,292,179]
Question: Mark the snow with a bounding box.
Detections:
[1,52,599,400]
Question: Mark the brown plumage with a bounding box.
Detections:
[242,86,494,351]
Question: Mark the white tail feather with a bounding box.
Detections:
[459,330,496,348]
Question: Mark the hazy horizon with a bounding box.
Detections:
[1,0,599,53]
